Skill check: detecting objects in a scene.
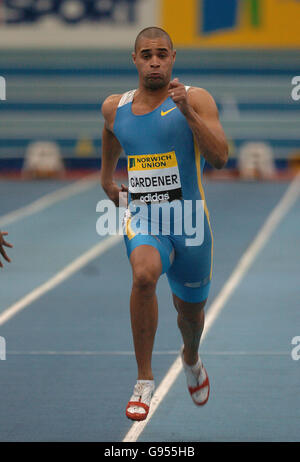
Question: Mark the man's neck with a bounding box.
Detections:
[135,84,170,108]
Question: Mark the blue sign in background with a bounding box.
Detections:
[201,0,238,34]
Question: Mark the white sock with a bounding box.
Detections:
[182,355,205,387]
[189,358,202,373]
[137,379,155,386]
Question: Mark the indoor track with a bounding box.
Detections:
[0,174,299,442]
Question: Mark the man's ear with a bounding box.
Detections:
[132,52,136,65]
[172,49,176,64]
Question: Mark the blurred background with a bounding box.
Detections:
[0,0,299,180]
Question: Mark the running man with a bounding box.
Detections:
[100,27,228,421]
[0,231,13,268]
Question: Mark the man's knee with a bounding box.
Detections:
[130,245,162,294]
[132,266,159,294]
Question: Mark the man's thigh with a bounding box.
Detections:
[124,233,174,275]
[166,232,212,304]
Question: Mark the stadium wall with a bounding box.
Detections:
[0,0,299,174]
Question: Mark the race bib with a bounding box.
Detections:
[128,151,182,203]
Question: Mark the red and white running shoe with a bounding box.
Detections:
[180,346,210,406]
[126,380,155,421]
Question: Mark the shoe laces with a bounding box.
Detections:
[132,382,154,405]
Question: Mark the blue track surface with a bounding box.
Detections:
[0,177,299,442]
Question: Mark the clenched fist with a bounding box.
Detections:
[168,78,191,117]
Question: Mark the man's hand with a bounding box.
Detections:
[169,80,228,169]
[0,231,13,268]
[102,182,128,207]
[168,78,192,117]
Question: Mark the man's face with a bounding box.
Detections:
[132,37,176,90]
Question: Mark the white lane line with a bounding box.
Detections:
[5,350,290,356]
[123,172,300,443]
[0,172,99,228]
[6,350,176,356]
[0,234,121,326]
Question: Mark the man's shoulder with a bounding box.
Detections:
[187,86,218,114]
[187,86,215,103]
[101,94,123,119]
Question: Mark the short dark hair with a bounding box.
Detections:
[134,26,173,53]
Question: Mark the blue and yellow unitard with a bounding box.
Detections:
[113,87,213,302]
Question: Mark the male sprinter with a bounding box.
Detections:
[100,27,228,421]
[0,231,13,268]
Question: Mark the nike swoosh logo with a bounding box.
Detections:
[161,106,177,116]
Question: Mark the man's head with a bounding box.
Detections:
[132,27,176,90]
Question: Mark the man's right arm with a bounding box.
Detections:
[100,94,127,206]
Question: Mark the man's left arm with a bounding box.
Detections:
[169,79,228,169]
